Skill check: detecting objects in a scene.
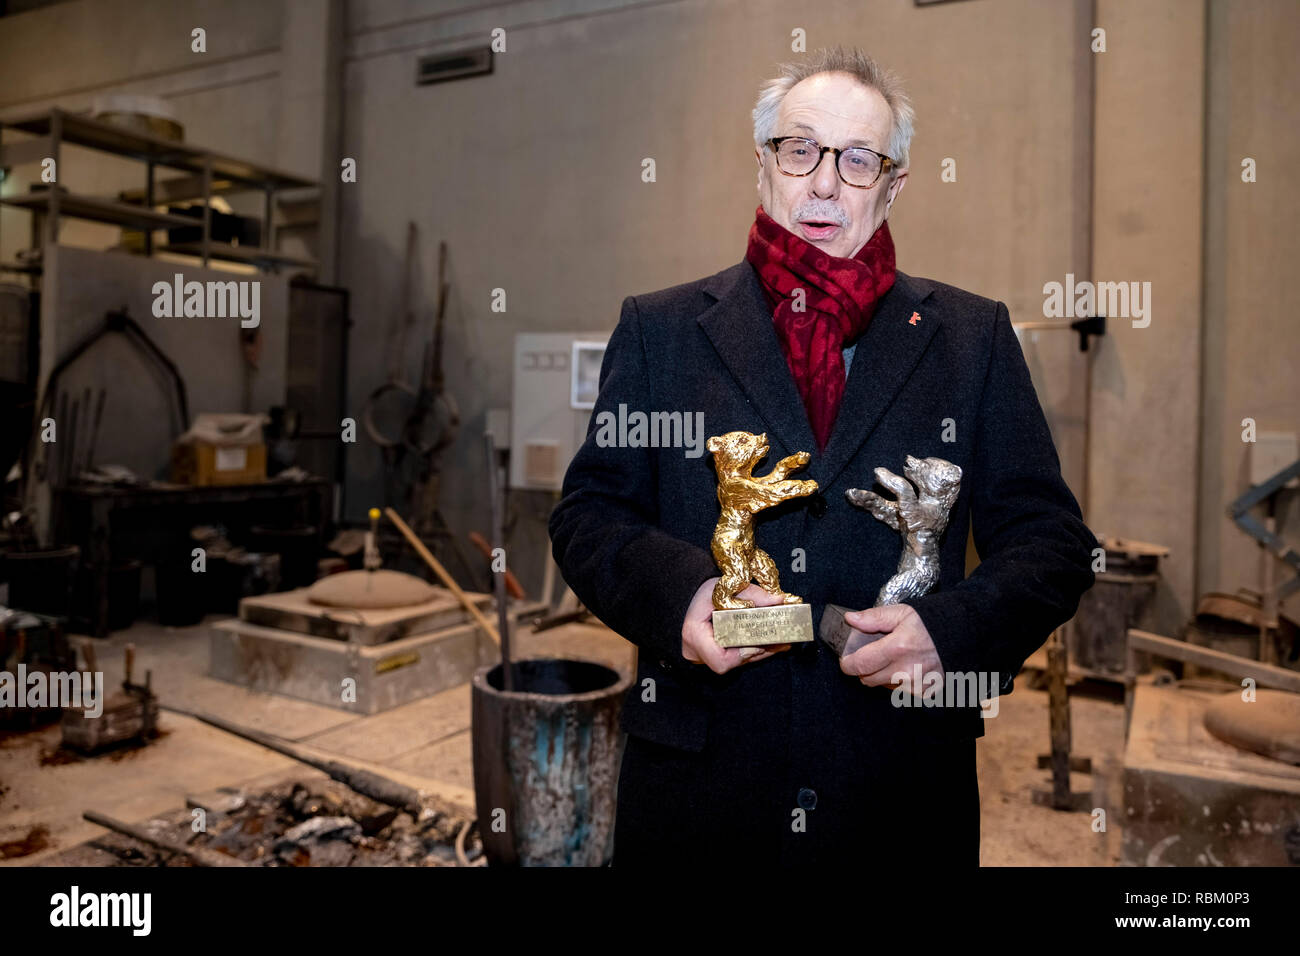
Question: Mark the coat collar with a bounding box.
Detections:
[698,260,938,490]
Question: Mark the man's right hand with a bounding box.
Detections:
[680,576,792,674]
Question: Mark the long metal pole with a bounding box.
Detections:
[384,506,499,645]
[82,810,249,867]
[486,432,513,690]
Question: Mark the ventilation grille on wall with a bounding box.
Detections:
[416,47,493,86]
[523,441,560,487]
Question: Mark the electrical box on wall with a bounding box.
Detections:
[510,332,611,491]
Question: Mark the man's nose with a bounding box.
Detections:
[810,150,840,199]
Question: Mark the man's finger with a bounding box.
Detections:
[859,664,905,687]
[736,642,791,664]
[736,584,787,608]
[844,603,913,633]
[841,632,899,677]
[686,626,733,673]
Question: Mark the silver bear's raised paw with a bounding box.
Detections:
[845,454,962,607]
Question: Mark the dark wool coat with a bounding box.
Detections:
[548,260,1096,867]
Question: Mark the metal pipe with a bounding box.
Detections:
[486,431,513,691]
[83,810,249,867]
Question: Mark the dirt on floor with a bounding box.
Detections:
[36,777,482,867]
[0,617,1133,867]
[977,677,1128,866]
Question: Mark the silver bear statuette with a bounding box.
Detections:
[846,454,962,607]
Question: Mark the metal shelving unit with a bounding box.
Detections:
[0,107,319,273]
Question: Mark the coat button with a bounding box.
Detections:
[797,787,817,810]
[808,494,827,519]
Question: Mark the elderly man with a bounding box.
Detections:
[549,47,1095,866]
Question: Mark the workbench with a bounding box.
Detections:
[1123,681,1300,866]
[54,477,332,637]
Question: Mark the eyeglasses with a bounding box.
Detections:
[766,136,895,189]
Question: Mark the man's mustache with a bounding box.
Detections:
[792,201,849,226]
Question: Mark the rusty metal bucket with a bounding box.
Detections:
[1071,542,1163,673]
[471,657,630,866]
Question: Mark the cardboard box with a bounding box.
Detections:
[171,441,266,486]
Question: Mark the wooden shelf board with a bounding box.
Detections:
[3,109,316,191]
[159,241,316,270]
[0,191,196,231]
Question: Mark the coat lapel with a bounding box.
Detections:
[818,271,937,489]
[697,262,819,458]
[698,262,938,489]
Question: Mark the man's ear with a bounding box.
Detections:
[885,167,908,216]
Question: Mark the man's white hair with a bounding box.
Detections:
[752,46,915,173]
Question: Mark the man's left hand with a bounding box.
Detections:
[840,604,943,686]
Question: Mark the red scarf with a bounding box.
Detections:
[745,205,896,450]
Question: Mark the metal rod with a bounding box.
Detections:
[78,386,91,474]
[201,156,212,267]
[263,187,275,251]
[383,507,499,645]
[144,160,154,256]
[82,810,249,867]
[1261,504,1277,664]
[486,432,512,691]
[163,705,431,820]
[64,395,79,486]
[467,530,524,599]
[53,390,67,487]
[541,494,558,609]
[86,388,106,471]
[46,110,62,249]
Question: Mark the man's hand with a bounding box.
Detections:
[839,604,943,687]
[681,576,792,674]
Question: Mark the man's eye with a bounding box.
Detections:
[845,153,869,167]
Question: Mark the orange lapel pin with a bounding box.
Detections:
[909,311,921,325]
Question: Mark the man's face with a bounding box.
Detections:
[756,72,908,259]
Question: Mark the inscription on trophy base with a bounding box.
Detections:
[712,603,813,648]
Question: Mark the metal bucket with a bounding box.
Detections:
[471,657,631,866]
[5,546,80,617]
[1071,548,1160,673]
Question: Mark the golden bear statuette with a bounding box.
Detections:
[706,430,818,648]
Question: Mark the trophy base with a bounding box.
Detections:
[819,603,886,657]
[712,602,813,648]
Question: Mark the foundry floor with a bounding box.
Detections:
[0,616,1127,866]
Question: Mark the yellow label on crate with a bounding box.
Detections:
[375,652,420,674]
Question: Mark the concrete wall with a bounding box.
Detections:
[0,0,286,264]
[0,0,333,264]
[40,245,289,480]
[1200,0,1300,618]
[0,0,319,537]
[1087,0,1205,632]
[2,0,1296,627]
[337,0,1091,601]
[0,0,290,311]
